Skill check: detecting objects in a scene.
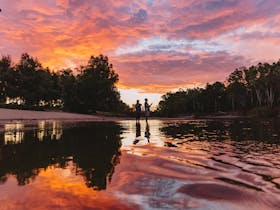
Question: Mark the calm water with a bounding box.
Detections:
[0,119,280,210]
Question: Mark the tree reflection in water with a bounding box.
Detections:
[0,121,122,190]
[160,119,280,143]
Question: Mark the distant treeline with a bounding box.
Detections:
[0,53,130,113]
[157,60,280,117]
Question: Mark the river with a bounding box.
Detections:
[0,119,279,210]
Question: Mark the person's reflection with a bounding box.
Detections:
[133,122,141,145]
[136,122,141,138]
[145,122,150,143]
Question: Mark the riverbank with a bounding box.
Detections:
[0,108,121,122]
[0,108,239,122]
[0,108,277,125]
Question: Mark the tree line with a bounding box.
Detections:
[157,60,280,117]
[0,53,130,113]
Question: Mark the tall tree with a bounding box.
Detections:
[15,53,44,105]
[0,56,12,102]
[59,69,78,111]
[227,68,247,111]
[77,55,120,113]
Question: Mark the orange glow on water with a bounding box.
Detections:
[0,120,280,209]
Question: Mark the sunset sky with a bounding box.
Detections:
[0,0,280,106]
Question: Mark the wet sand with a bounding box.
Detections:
[0,108,119,122]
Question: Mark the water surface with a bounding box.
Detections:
[0,119,280,209]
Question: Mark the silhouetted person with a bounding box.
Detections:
[144,98,152,122]
[145,121,150,143]
[133,121,141,145]
[135,100,142,122]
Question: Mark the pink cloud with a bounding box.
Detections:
[0,0,279,99]
[114,50,248,93]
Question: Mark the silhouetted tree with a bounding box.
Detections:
[157,60,280,116]
[59,69,78,111]
[76,55,120,113]
[0,53,130,113]
[0,56,12,102]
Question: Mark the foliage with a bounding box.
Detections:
[76,55,120,113]
[0,53,130,114]
[157,60,280,117]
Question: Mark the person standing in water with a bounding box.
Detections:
[144,98,152,122]
[135,100,142,122]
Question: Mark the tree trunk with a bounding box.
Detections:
[231,96,235,111]
[265,87,274,107]
[193,100,195,111]
[255,89,262,106]
[250,90,254,107]
[214,99,217,112]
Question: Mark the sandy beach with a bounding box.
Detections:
[0,108,271,125]
[0,108,181,123]
[0,108,115,122]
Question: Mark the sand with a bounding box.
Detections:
[0,108,115,122]
[0,108,258,124]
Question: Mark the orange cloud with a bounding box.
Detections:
[0,0,280,101]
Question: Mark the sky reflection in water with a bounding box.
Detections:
[0,119,280,210]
